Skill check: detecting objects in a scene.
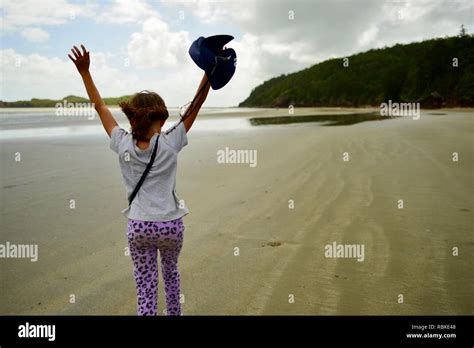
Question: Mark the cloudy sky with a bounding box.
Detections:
[0,0,472,106]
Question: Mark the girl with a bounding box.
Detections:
[68,44,210,316]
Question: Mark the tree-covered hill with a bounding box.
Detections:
[239,35,474,108]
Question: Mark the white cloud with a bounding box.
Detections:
[180,1,233,24]
[358,25,379,47]
[178,1,255,24]
[126,17,191,68]
[0,49,137,101]
[20,27,50,43]
[96,0,157,24]
[0,0,96,32]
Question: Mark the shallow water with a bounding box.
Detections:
[0,107,465,140]
[0,107,259,127]
[0,107,255,139]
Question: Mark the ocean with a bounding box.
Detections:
[0,107,256,139]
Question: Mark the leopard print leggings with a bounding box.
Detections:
[127,217,184,316]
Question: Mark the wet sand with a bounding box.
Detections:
[0,108,472,315]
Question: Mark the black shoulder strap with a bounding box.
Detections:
[128,134,160,206]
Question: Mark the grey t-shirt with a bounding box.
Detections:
[110,122,189,221]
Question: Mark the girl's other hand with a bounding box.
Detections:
[68,44,90,75]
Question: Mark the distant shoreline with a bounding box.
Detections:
[1,105,474,111]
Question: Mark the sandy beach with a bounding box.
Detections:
[0,108,472,315]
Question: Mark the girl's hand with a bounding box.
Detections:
[68,44,90,75]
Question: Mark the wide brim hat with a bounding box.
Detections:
[189,35,237,90]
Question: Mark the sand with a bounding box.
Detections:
[0,108,472,315]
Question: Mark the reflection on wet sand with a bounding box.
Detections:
[249,112,396,126]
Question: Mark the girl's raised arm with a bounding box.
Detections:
[68,44,118,137]
[182,73,211,133]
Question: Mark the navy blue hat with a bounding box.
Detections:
[189,35,237,90]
